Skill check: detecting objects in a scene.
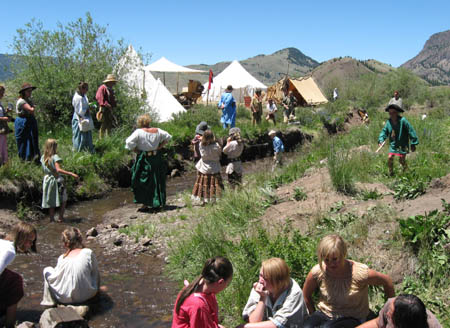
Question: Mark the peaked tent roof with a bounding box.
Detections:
[116,45,186,122]
[147,57,205,73]
[202,60,267,102]
[267,77,328,106]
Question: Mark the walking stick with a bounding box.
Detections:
[376,140,386,153]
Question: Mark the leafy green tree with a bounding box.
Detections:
[10,12,143,128]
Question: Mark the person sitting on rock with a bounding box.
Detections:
[41,227,101,309]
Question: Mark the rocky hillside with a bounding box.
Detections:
[309,56,393,94]
[402,30,450,85]
[155,47,319,92]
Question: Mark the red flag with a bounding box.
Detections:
[208,69,214,90]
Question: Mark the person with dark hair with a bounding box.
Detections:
[192,121,209,163]
[0,222,37,328]
[0,85,12,165]
[218,85,236,129]
[356,294,441,328]
[72,82,95,153]
[241,258,308,328]
[191,130,223,204]
[388,91,403,109]
[251,90,263,126]
[378,104,418,176]
[15,83,40,162]
[41,227,101,307]
[172,256,233,328]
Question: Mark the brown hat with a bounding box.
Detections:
[103,74,118,83]
[19,83,37,94]
[385,104,404,113]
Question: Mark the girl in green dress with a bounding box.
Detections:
[41,139,79,222]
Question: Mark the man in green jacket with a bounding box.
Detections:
[378,104,419,176]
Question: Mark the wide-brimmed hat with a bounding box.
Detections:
[385,104,404,113]
[195,121,209,135]
[268,130,277,136]
[229,127,241,136]
[19,83,37,94]
[103,74,118,83]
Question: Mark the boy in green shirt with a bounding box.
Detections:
[378,104,419,176]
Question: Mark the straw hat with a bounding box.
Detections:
[103,74,118,83]
[268,130,277,136]
[19,83,37,94]
[385,104,404,113]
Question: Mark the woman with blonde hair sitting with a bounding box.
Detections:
[41,227,100,306]
[241,257,308,328]
[302,234,395,328]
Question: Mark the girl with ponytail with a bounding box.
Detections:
[172,256,233,328]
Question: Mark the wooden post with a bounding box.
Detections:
[163,72,166,86]
[206,88,210,106]
[176,72,180,94]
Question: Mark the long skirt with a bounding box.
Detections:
[15,116,40,161]
[192,172,224,202]
[72,117,94,153]
[131,151,167,208]
[0,268,24,315]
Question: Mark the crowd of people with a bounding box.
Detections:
[171,235,441,328]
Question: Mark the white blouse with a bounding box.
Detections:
[41,248,99,305]
[195,142,222,174]
[125,128,172,151]
[72,92,90,118]
[0,239,16,274]
[223,140,244,175]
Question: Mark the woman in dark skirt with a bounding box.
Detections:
[125,114,171,212]
[15,83,40,161]
[191,129,223,204]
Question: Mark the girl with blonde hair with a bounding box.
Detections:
[302,234,395,328]
[191,129,223,204]
[242,258,308,328]
[41,227,100,306]
[41,139,79,222]
[0,222,37,328]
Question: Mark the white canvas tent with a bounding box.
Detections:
[202,60,267,103]
[147,57,205,93]
[116,46,186,122]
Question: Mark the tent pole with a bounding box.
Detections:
[176,72,179,94]
[207,89,209,106]
[163,72,166,86]
[239,88,242,103]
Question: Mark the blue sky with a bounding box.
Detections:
[1,0,449,67]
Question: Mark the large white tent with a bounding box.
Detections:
[116,46,186,122]
[202,60,267,103]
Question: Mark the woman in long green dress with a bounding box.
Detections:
[125,114,172,212]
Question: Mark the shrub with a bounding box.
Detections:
[327,145,356,195]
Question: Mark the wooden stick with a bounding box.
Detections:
[376,140,386,153]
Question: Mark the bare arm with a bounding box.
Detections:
[22,102,35,114]
[356,318,379,328]
[302,270,318,314]
[54,162,79,179]
[367,269,394,299]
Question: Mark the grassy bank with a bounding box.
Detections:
[165,103,450,326]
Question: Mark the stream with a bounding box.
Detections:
[9,153,295,327]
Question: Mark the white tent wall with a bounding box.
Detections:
[116,45,186,122]
[202,60,267,103]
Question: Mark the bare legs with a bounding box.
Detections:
[48,201,66,222]
[388,154,407,176]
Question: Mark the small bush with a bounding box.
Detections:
[392,174,428,200]
[292,187,307,201]
[327,146,356,195]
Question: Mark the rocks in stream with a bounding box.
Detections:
[86,227,98,237]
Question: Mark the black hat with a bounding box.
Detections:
[195,121,209,135]
[385,103,404,113]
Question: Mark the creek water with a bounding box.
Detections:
[9,153,294,327]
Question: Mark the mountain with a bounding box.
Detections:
[402,30,450,85]
[153,47,319,93]
[309,56,395,93]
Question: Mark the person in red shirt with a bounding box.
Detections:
[95,74,117,139]
[172,256,233,328]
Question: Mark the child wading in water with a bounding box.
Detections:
[378,104,418,176]
[269,130,284,171]
[41,139,79,222]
